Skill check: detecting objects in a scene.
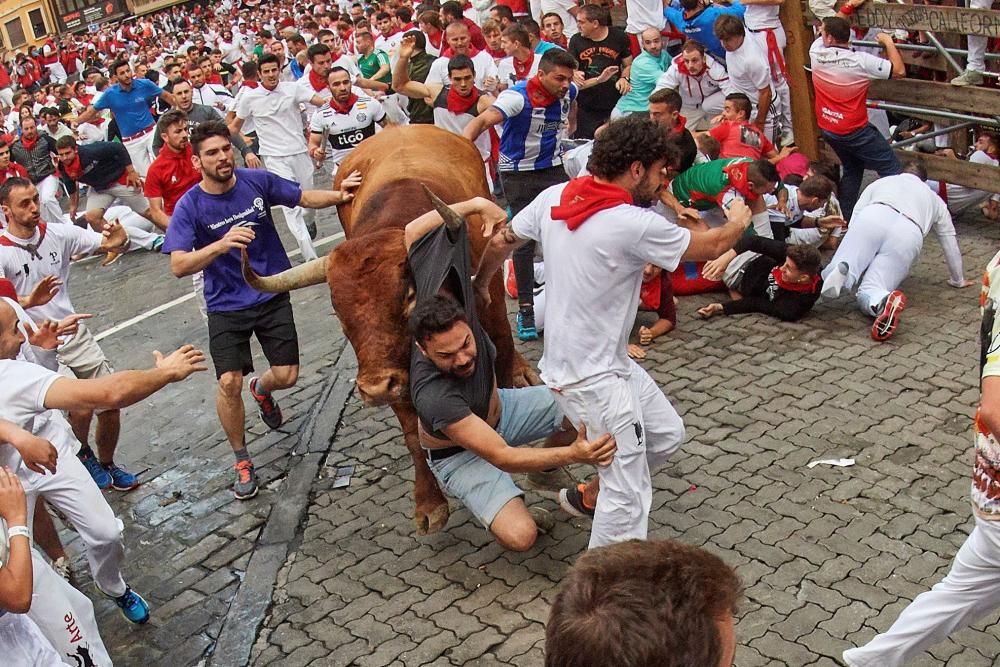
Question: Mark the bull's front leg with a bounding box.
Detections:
[390,401,450,536]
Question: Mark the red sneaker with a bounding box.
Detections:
[871,290,907,341]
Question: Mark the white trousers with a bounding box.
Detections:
[28,548,112,667]
[967,0,994,72]
[103,206,159,252]
[748,26,792,140]
[37,176,64,228]
[844,515,1000,667]
[0,610,65,666]
[122,131,154,178]
[552,361,685,548]
[262,153,318,261]
[821,204,924,316]
[21,417,128,598]
[683,89,727,131]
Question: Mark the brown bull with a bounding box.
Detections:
[242,125,538,535]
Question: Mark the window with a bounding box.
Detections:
[5,17,25,48]
[28,9,46,40]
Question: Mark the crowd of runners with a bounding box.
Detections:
[0,0,998,663]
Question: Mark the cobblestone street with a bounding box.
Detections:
[64,203,1000,666]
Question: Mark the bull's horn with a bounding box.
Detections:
[241,249,328,293]
[421,183,466,231]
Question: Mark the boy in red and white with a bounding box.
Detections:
[843,249,1000,665]
[655,40,729,131]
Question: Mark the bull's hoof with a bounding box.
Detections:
[512,365,542,388]
[414,500,450,536]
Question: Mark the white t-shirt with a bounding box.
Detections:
[531,0,580,37]
[743,5,781,31]
[233,85,257,135]
[309,94,386,164]
[511,183,691,387]
[855,173,954,237]
[497,54,541,90]
[236,81,315,156]
[724,37,772,101]
[0,224,102,322]
[427,51,499,90]
[0,359,67,471]
[936,151,999,214]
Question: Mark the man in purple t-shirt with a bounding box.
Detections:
[163,120,361,500]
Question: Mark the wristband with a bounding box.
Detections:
[7,525,30,540]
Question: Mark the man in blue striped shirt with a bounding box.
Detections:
[465,48,578,341]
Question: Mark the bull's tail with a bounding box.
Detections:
[241,249,328,293]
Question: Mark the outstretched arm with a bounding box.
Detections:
[404,197,507,250]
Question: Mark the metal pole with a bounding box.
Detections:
[891,0,965,75]
[853,39,1000,67]
[891,121,975,148]
[867,100,1000,127]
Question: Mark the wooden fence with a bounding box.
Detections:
[780,0,1000,193]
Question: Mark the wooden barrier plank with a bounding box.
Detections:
[868,78,1000,117]
[851,2,1000,38]
[895,151,1000,193]
[781,1,820,158]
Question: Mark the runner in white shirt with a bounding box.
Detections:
[473,116,753,547]
[743,3,793,144]
[394,39,496,182]
[427,22,500,92]
[927,133,1000,217]
[230,53,327,261]
[623,0,666,55]
[715,15,779,144]
[654,41,730,130]
[308,68,390,171]
[821,168,972,341]
[532,0,579,38]
[296,43,338,126]
[496,24,541,91]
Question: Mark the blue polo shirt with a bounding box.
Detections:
[162,168,302,313]
[94,78,162,137]
[664,0,745,61]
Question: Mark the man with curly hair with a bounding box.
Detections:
[474,116,752,546]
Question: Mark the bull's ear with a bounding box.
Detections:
[421,183,466,231]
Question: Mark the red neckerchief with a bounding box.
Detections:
[486,46,506,59]
[544,35,568,49]
[772,266,820,293]
[208,73,223,84]
[526,74,558,108]
[329,93,358,114]
[442,45,480,58]
[720,160,759,203]
[550,176,633,230]
[640,275,661,310]
[512,52,535,81]
[61,154,83,180]
[671,114,688,135]
[0,222,47,259]
[243,80,259,88]
[427,31,443,50]
[0,163,26,185]
[19,134,39,152]
[308,68,327,92]
[446,86,479,114]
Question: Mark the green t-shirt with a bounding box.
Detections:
[670,158,751,210]
[358,49,392,85]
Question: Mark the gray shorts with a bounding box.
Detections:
[427,385,564,529]
[86,183,149,216]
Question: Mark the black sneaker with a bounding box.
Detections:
[233,460,258,500]
[249,376,283,429]
[559,484,595,518]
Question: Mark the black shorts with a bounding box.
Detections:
[207,293,299,378]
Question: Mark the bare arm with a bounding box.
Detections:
[404,196,507,250]
[473,225,531,298]
[392,41,433,101]
[43,345,206,412]
[442,415,615,473]
[754,86,772,128]
[299,170,362,208]
[464,106,504,142]
[876,32,906,78]
[227,115,245,136]
[979,376,1000,438]
[159,90,177,107]
[0,468,31,613]
[146,197,170,231]
[74,105,98,126]
[169,226,255,277]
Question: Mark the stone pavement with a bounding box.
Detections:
[62,201,1000,666]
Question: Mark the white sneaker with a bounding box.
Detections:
[951,70,984,86]
[821,262,850,300]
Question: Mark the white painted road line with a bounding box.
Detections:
[94,232,346,342]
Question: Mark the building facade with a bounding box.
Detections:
[0,0,56,49]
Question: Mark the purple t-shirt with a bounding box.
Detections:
[162,168,301,313]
